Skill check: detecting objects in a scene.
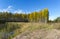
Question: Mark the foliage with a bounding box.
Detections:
[0,8,49,23]
[54,17,60,22]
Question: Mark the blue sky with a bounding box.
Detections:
[0,0,60,20]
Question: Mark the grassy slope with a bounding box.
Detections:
[0,22,60,39]
[13,23,60,39]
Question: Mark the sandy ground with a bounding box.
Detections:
[13,29,60,39]
[12,23,60,39]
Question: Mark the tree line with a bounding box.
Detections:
[0,8,49,23]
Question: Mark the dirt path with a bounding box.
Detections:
[13,29,60,39]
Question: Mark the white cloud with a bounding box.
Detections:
[0,6,35,14]
[8,6,12,9]
[13,9,25,13]
[0,5,12,12]
[0,6,26,14]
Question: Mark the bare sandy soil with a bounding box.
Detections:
[13,23,60,39]
[13,29,60,39]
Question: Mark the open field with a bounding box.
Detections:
[0,22,60,39]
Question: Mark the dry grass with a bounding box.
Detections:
[0,22,60,39]
[12,22,60,39]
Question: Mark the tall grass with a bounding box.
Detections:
[0,22,23,39]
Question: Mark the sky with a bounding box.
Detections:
[0,0,60,20]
